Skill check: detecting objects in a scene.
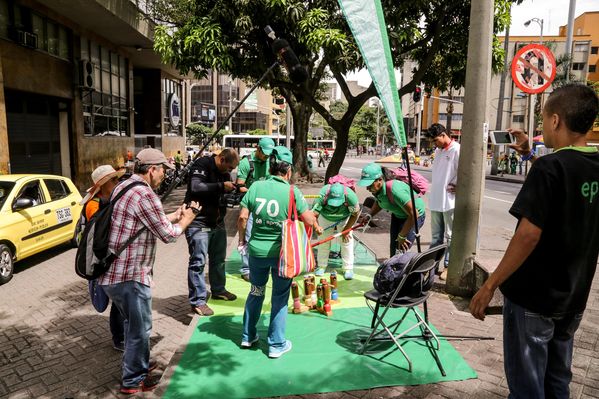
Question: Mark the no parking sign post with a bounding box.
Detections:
[511,43,556,168]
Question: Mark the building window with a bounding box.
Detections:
[574,43,588,52]
[572,62,586,71]
[438,113,463,121]
[81,38,129,137]
[512,115,525,123]
[592,47,599,55]
[1,2,71,60]
[590,65,597,73]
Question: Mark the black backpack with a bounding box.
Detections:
[75,181,145,280]
[373,252,431,297]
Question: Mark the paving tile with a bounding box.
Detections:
[1,184,598,398]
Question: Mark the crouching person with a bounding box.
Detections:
[237,146,316,358]
[98,148,198,394]
[312,182,360,280]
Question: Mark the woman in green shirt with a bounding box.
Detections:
[358,163,426,257]
[238,146,316,359]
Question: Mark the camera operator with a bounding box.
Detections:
[185,148,240,316]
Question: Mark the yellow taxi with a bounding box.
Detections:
[0,174,82,285]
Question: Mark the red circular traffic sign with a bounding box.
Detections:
[511,44,556,94]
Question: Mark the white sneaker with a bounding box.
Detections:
[240,335,259,349]
[268,340,292,359]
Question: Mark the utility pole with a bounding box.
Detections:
[565,0,577,82]
[491,18,511,175]
[446,0,494,296]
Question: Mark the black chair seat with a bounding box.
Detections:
[360,245,448,376]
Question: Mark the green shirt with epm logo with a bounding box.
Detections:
[312,184,360,221]
[240,176,309,257]
[374,180,426,219]
[236,151,270,188]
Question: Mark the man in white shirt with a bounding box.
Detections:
[426,123,460,279]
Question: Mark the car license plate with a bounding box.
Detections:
[56,207,72,223]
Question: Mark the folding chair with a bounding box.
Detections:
[359,245,448,376]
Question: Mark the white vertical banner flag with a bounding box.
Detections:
[337,0,406,147]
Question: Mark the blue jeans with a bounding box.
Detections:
[429,209,454,270]
[109,303,125,347]
[389,214,426,257]
[242,256,292,351]
[101,281,152,387]
[503,298,583,399]
[186,226,227,306]
[240,214,253,276]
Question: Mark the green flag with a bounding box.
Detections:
[337,0,406,147]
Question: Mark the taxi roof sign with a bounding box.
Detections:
[511,44,556,94]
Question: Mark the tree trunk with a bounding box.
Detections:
[446,90,453,133]
[325,119,352,182]
[290,102,312,179]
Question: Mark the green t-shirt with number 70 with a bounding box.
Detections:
[240,175,309,258]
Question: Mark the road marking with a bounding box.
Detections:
[490,190,512,195]
[484,195,513,204]
[341,167,362,172]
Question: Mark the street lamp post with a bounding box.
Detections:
[524,18,544,45]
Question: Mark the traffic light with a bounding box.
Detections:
[413,87,422,103]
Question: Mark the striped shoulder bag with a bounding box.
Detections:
[278,185,316,278]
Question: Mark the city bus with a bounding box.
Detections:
[222,134,335,158]
[222,134,291,157]
[307,139,335,158]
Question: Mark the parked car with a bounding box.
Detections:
[0,175,82,285]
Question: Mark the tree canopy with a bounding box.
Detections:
[152,0,521,179]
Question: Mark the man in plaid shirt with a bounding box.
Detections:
[99,148,198,395]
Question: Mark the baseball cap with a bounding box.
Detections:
[258,137,276,155]
[81,165,125,204]
[273,146,293,164]
[357,163,383,187]
[135,148,175,170]
[327,183,346,207]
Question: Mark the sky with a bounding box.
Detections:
[346,0,599,88]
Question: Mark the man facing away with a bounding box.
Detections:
[426,123,460,280]
[185,148,240,316]
[80,165,125,351]
[470,83,599,399]
[236,137,275,281]
[98,148,198,394]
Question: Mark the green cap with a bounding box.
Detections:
[357,163,383,186]
[327,183,346,207]
[273,145,293,164]
[258,137,276,155]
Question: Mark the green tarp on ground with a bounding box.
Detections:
[163,307,477,399]
[163,248,477,398]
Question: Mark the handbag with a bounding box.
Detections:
[278,185,316,278]
[88,279,110,313]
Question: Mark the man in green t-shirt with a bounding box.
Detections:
[236,137,275,280]
[312,183,360,280]
[238,146,316,359]
[358,163,426,257]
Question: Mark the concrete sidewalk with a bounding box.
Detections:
[1,182,598,398]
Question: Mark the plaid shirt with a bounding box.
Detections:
[98,174,183,287]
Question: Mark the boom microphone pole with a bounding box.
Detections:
[158,60,279,201]
[159,25,307,202]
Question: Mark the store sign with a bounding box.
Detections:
[511,44,556,94]
[168,93,181,127]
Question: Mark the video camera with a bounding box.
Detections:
[221,183,245,208]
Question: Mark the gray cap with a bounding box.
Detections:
[135,148,175,170]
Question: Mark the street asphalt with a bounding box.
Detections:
[1,156,598,398]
